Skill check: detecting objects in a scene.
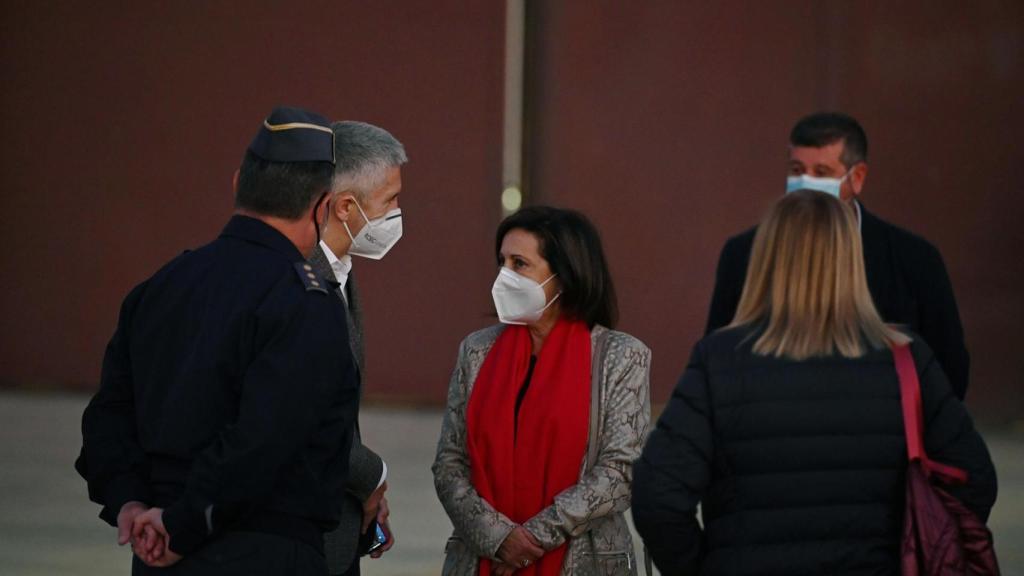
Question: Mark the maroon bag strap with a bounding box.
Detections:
[893,345,926,462]
[893,344,968,482]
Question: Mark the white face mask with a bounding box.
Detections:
[785,169,852,198]
[343,201,402,260]
[491,267,561,325]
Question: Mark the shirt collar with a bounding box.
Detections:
[853,199,863,231]
[220,215,304,261]
[319,240,352,281]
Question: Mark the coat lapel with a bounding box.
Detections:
[345,272,365,373]
[308,245,364,374]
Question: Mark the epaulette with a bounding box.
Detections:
[294,262,329,294]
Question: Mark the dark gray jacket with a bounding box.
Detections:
[310,246,385,575]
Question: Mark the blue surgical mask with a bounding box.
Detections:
[785,170,852,198]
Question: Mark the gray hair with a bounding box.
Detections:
[330,121,407,199]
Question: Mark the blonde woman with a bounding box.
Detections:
[632,191,996,576]
[433,206,650,575]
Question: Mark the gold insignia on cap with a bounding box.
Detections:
[263,120,333,135]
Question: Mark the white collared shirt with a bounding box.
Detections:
[319,240,353,297]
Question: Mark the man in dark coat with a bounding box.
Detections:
[705,112,970,399]
[313,120,407,576]
[75,106,360,575]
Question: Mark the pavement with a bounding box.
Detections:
[0,391,1020,575]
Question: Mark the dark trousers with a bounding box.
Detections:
[132,532,327,576]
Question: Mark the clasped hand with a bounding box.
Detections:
[120,485,399,567]
[117,501,182,568]
[493,526,544,574]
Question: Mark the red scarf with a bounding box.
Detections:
[466,318,591,576]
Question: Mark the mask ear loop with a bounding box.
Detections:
[537,273,561,313]
[840,164,861,195]
[312,191,329,245]
[342,197,372,244]
[538,291,562,314]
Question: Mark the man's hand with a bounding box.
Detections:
[117,501,149,547]
[130,507,183,568]
[369,497,394,558]
[496,526,543,571]
[362,481,388,533]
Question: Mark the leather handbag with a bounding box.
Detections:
[893,345,1000,575]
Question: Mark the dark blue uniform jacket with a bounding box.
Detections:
[76,215,359,555]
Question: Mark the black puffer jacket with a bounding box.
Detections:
[632,326,997,576]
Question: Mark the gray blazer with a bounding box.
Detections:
[433,324,651,575]
[310,246,385,575]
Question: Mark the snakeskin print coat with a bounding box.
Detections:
[433,324,651,575]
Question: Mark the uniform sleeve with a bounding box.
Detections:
[432,341,517,559]
[913,242,970,400]
[76,282,152,526]
[162,282,358,555]
[522,340,651,549]
[705,236,745,335]
[914,341,997,521]
[632,341,711,576]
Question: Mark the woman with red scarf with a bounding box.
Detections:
[433,206,651,576]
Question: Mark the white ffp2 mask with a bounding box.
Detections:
[344,202,402,260]
[491,267,560,325]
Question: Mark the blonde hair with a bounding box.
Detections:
[729,190,909,359]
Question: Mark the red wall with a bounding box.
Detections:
[527,2,1024,422]
[0,2,507,399]
[2,2,1021,423]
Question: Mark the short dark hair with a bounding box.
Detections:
[234,150,334,219]
[495,206,619,329]
[790,112,868,168]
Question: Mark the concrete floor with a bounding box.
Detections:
[0,392,1020,575]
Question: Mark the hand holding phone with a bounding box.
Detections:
[359,520,388,556]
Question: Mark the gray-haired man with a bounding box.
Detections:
[314,121,407,576]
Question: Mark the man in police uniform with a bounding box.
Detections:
[75,106,360,575]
